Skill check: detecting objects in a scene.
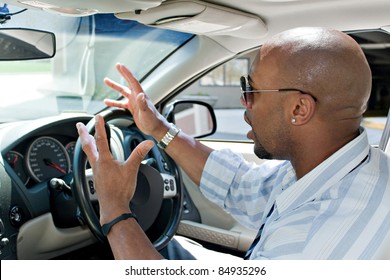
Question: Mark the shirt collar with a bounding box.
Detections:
[275,128,370,214]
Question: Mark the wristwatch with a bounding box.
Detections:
[157,123,181,149]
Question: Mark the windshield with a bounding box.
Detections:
[0,6,192,122]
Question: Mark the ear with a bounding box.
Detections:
[290,94,316,125]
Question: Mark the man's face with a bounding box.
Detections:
[243,50,291,160]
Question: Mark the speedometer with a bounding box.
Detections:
[26,136,71,182]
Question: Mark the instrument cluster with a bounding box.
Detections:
[4,136,77,187]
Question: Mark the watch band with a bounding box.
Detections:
[101,213,138,236]
[157,123,181,149]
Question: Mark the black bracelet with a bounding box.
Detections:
[101,213,138,236]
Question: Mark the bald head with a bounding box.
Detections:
[246,27,372,177]
[253,27,372,123]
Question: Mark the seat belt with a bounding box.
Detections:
[379,107,390,151]
[243,204,275,260]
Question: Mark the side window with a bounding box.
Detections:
[176,32,390,146]
[176,52,256,142]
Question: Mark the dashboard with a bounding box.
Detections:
[0,111,182,259]
[0,114,93,259]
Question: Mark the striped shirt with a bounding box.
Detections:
[200,128,390,259]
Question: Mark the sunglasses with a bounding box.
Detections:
[240,75,317,106]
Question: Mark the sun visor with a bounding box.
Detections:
[15,0,165,15]
[116,0,267,39]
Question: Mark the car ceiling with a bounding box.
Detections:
[4,0,390,48]
[5,0,390,82]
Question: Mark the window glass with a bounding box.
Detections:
[176,55,254,142]
[200,58,248,86]
[0,10,193,122]
[176,38,389,145]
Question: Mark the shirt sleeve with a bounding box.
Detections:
[199,149,286,229]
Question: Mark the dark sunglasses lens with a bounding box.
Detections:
[240,76,247,92]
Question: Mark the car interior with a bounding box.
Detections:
[0,0,389,260]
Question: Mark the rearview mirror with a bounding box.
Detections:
[0,28,56,60]
[164,100,217,138]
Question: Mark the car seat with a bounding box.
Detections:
[374,107,390,259]
[379,108,390,153]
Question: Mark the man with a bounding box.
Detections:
[76,27,390,259]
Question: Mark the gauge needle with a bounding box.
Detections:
[43,158,66,174]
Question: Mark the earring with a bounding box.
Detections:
[291,118,296,124]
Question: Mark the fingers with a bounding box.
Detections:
[104,77,130,100]
[104,64,144,112]
[93,115,112,160]
[103,63,143,99]
[76,115,112,167]
[116,63,144,95]
[76,122,98,166]
[125,140,155,173]
[103,96,127,109]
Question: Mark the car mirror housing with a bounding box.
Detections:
[164,100,217,139]
[0,28,56,60]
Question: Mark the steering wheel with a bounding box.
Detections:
[72,108,183,251]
